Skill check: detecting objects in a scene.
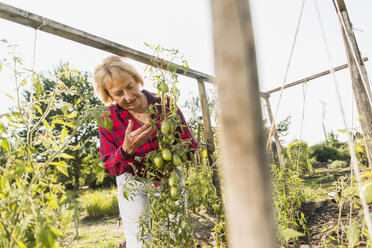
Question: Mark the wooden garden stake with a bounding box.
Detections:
[333,0,372,168]
[263,95,286,170]
[210,0,276,247]
[197,78,222,199]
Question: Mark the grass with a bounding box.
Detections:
[58,188,124,248]
[59,217,123,248]
[80,188,119,218]
[303,167,351,202]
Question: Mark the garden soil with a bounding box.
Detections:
[298,199,364,247]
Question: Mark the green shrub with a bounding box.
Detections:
[81,189,119,218]
[310,143,339,162]
[327,160,348,169]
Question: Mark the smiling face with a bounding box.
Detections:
[105,75,143,112]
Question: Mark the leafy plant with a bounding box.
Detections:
[114,45,225,247]
[286,140,313,177]
[21,64,111,189]
[0,41,111,247]
[271,163,307,246]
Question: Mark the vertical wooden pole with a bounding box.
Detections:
[197,78,222,199]
[264,95,286,169]
[210,0,276,247]
[333,0,372,167]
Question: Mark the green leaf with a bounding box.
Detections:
[348,222,360,247]
[65,122,76,129]
[104,111,111,116]
[35,81,44,98]
[60,195,68,205]
[59,153,74,159]
[338,129,346,134]
[5,93,14,100]
[0,122,7,134]
[51,227,63,237]
[279,228,305,240]
[42,120,51,130]
[48,200,59,209]
[1,139,10,152]
[104,117,113,131]
[66,111,77,119]
[61,127,68,143]
[51,161,69,176]
[34,104,43,115]
[363,183,372,203]
[17,241,27,248]
[52,120,64,125]
[361,171,372,179]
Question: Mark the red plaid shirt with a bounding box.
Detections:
[99,90,197,177]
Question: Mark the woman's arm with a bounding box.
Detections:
[99,119,155,176]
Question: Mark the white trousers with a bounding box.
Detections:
[116,173,151,248]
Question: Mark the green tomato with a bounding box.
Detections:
[159,81,169,93]
[170,185,180,199]
[168,119,175,132]
[172,154,182,167]
[171,119,177,130]
[168,171,179,187]
[154,154,164,169]
[161,121,169,135]
[162,149,172,161]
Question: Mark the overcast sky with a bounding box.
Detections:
[0,0,371,146]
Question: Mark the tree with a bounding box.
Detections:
[277,115,291,142]
[23,63,112,189]
[309,132,350,163]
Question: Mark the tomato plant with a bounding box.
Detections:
[124,45,225,247]
[0,43,111,247]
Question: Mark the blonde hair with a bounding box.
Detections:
[93,56,144,105]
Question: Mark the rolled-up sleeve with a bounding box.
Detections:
[99,126,136,176]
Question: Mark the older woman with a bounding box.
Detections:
[93,55,196,248]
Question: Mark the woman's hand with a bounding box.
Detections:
[122,120,154,156]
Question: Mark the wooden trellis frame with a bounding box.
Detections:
[1,1,372,246]
[262,58,368,170]
[0,2,222,196]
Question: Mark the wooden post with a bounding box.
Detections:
[197,78,222,199]
[333,0,372,167]
[264,95,286,169]
[210,0,276,247]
